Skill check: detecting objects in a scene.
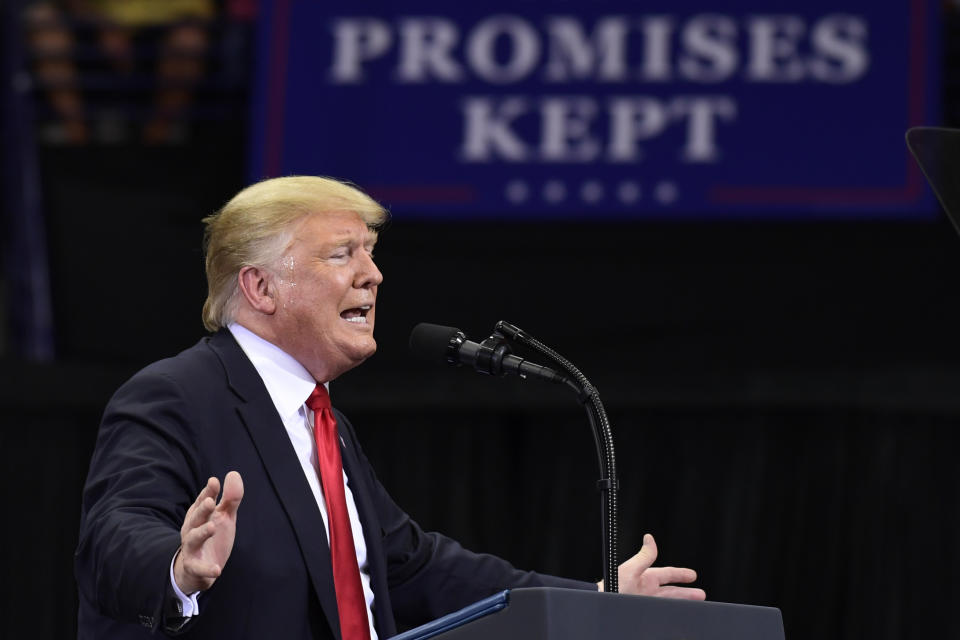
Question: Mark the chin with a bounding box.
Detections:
[357,340,377,362]
[344,339,378,368]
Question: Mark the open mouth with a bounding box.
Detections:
[340,305,372,324]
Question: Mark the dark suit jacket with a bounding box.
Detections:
[75,329,593,639]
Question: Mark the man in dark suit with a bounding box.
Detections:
[75,176,704,639]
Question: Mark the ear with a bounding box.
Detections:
[237,266,277,315]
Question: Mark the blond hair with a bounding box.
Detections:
[201,176,389,332]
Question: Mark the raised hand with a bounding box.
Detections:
[599,533,706,600]
[173,471,244,594]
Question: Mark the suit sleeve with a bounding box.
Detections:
[336,413,596,630]
[75,367,203,632]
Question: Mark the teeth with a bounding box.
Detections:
[345,316,367,324]
[360,305,371,310]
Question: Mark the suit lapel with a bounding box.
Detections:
[208,330,344,640]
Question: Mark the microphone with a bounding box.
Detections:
[409,323,571,386]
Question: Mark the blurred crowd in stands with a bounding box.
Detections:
[22,0,254,145]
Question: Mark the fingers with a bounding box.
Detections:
[199,476,220,503]
[187,477,219,515]
[182,477,219,532]
[182,519,217,552]
[645,566,698,585]
[182,473,243,540]
[175,472,242,594]
[181,472,242,551]
[184,496,216,532]
[656,586,707,601]
[186,472,243,524]
[616,533,705,600]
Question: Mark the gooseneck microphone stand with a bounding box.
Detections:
[493,320,619,594]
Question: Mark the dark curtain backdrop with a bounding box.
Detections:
[357,405,960,640]
[4,394,959,640]
[4,141,960,640]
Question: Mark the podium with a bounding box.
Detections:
[392,588,785,640]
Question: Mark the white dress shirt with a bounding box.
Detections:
[170,323,378,639]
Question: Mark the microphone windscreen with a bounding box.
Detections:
[409,323,460,362]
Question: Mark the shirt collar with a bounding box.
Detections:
[228,323,325,422]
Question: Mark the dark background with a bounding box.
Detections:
[3,3,960,640]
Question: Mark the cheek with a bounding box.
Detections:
[280,269,354,328]
[274,259,302,310]
[276,281,299,311]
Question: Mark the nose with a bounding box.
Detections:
[356,250,383,289]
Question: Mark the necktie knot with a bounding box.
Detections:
[306,384,331,414]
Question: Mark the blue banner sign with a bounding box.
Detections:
[249,0,939,218]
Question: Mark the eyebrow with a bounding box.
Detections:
[319,234,377,251]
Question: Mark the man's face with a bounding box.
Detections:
[269,210,382,382]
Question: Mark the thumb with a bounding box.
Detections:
[628,533,659,572]
[217,471,244,515]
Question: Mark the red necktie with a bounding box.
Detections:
[306,385,371,640]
